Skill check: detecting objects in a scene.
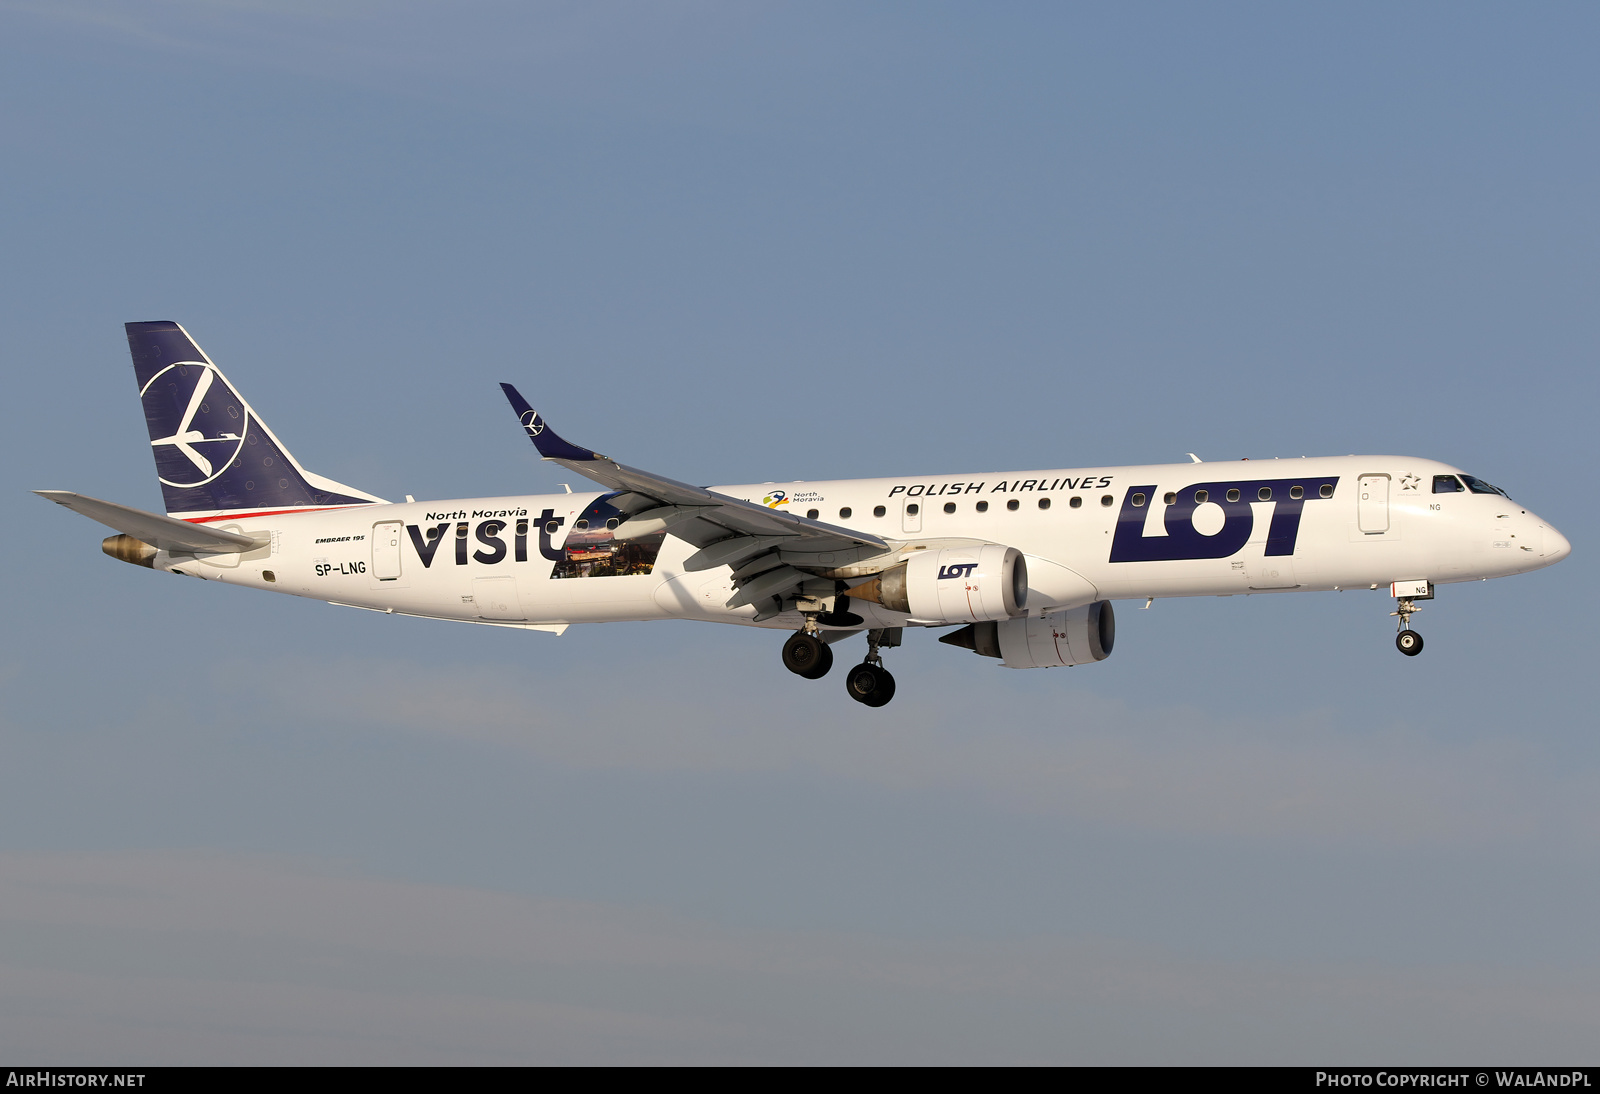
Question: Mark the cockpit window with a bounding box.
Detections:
[1460,474,1511,499]
[1432,475,1464,493]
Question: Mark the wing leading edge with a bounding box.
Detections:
[499,385,890,613]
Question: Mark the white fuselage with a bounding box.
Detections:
[153,455,1569,633]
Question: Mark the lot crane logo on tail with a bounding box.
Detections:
[139,362,250,489]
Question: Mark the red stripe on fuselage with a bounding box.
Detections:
[180,505,376,524]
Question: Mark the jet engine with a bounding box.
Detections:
[940,600,1115,668]
[847,545,1027,624]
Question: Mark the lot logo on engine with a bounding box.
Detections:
[938,562,978,580]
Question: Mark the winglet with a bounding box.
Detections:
[499,383,605,462]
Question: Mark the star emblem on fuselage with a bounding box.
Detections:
[1400,473,1421,491]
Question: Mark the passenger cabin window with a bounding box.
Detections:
[839,507,852,519]
[1433,475,1464,493]
[1319,484,1333,498]
[976,500,989,512]
[1194,490,1208,504]
[1006,499,1020,511]
[1258,487,1272,501]
[1226,489,1240,502]
[1070,496,1082,508]
[1131,493,1147,507]
[806,509,818,519]
[943,502,956,514]
[1289,485,1303,499]
[873,505,886,517]
[1100,495,1113,507]
[1038,498,1051,509]
[906,503,920,515]
[1163,492,1176,505]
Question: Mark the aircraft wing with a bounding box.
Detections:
[34,490,266,554]
[500,385,890,611]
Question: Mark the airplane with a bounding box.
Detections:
[37,322,1572,707]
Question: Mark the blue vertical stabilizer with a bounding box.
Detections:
[127,321,384,517]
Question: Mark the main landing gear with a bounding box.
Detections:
[780,626,899,706]
[845,661,895,707]
[781,630,834,679]
[845,628,899,707]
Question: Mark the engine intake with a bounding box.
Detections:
[848,545,1026,624]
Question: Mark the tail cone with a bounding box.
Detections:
[102,534,157,568]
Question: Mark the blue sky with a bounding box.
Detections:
[1,1,1597,1063]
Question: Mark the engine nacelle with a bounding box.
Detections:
[999,601,1115,668]
[848,545,1027,624]
[940,601,1115,668]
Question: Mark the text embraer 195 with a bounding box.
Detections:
[37,323,1572,707]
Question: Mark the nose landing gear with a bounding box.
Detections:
[1389,580,1432,657]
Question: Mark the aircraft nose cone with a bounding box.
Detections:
[1542,523,1572,562]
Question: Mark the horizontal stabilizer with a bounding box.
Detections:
[34,491,265,554]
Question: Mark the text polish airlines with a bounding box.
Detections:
[38,323,1572,707]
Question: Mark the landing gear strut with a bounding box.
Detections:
[845,628,899,707]
[1387,580,1432,658]
[1392,598,1424,657]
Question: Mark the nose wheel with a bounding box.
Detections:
[1391,594,1424,657]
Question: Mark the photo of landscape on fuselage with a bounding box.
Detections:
[550,498,667,579]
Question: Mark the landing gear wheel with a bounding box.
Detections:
[783,632,833,678]
[845,662,897,707]
[1390,595,1426,656]
[804,642,834,679]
